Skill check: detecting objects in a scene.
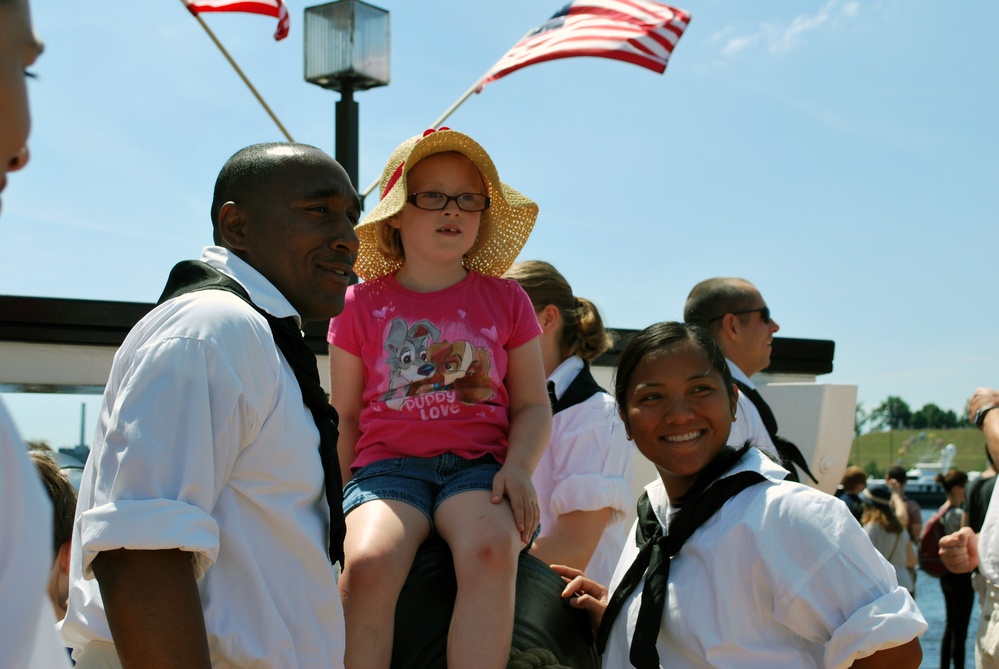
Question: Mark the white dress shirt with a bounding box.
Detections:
[726,358,779,460]
[62,247,345,668]
[1,398,72,668]
[978,480,999,584]
[534,356,633,586]
[603,448,927,669]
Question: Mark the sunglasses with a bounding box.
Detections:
[708,306,771,324]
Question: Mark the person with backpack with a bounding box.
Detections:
[933,470,973,669]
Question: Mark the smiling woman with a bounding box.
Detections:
[558,322,930,669]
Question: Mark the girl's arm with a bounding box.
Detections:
[329,344,365,485]
[493,337,551,544]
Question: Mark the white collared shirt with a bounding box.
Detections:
[534,356,633,586]
[978,482,999,583]
[602,449,927,668]
[726,358,779,460]
[1,398,72,668]
[62,247,345,668]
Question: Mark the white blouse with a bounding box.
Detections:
[603,449,927,668]
[534,356,633,586]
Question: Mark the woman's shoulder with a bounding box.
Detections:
[744,478,864,541]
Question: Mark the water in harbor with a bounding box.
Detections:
[915,508,977,668]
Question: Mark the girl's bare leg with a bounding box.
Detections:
[436,490,523,669]
[339,499,431,669]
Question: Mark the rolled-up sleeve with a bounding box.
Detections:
[79,334,258,580]
[768,496,928,668]
[549,400,632,520]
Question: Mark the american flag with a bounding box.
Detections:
[480,0,691,90]
[182,0,290,41]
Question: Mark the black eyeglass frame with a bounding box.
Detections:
[405,191,491,212]
[707,306,771,324]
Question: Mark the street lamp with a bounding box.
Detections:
[304,0,390,195]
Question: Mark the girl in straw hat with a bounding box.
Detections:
[327,128,551,669]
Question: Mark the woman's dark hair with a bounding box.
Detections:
[936,469,968,491]
[504,260,613,362]
[614,321,735,416]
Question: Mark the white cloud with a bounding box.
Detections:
[719,0,861,58]
[722,34,760,56]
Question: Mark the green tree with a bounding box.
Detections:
[870,396,912,430]
[855,402,871,436]
[911,403,959,429]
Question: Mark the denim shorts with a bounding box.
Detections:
[343,453,502,528]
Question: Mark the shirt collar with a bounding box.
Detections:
[646,447,784,525]
[201,246,301,327]
[726,357,754,388]
[547,355,584,400]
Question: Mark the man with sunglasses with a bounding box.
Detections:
[684,278,814,483]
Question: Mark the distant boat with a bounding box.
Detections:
[900,443,956,509]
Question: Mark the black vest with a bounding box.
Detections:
[550,363,607,415]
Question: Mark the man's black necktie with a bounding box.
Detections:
[734,380,816,484]
[596,446,766,669]
[157,260,346,565]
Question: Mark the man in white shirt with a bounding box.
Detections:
[940,387,999,668]
[684,278,812,483]
[1,2,74,666]
[62,143,360,669]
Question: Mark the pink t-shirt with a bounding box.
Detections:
[328,271,541,471]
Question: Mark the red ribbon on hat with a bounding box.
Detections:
[381,128,452,201]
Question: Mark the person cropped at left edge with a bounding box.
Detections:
[1,1,73,666]
[555,322,926,668]
[62,143,359,669]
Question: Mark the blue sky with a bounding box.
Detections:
[2,0,996,448]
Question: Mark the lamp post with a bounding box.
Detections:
[304,0,390,197]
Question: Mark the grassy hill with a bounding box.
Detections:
[850,428,987,478]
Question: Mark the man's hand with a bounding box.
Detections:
[491,463,540,544]
[939,527,979,574]
[969,388,999,472]
[969,388,999,423]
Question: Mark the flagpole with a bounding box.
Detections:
[359,28,532,201]
[188,10,295,142]
[359,73,486,200]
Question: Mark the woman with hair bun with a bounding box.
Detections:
[504,260,633,587]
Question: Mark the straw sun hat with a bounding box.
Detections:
[353,128,539,282]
